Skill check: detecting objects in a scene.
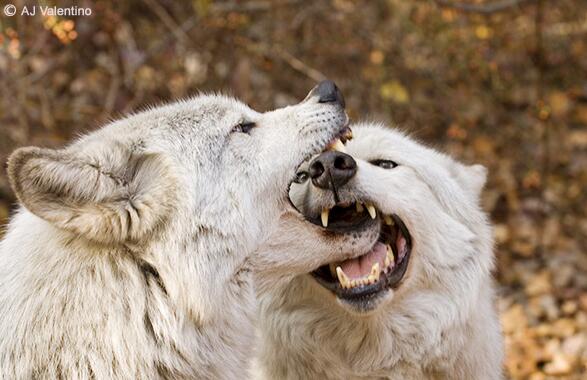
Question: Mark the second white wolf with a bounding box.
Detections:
[254,123,504,379]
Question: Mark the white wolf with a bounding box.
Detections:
[254,122,504,379]
[0,82,350,379]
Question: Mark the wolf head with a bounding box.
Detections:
[7,83,347,251]
[269,122,492,315]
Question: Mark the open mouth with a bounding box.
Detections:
[310,205,412,305]
[305,200,376,232]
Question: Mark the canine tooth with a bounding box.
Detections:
[331,139,347,153]
[355,202,364,213]
[384,214,394,225]
[386,245,395,264]
[366,203,376,219]
[370,262,380,277]
[370,262,381,282]
[336,266,350,288]
[321,208,330,227]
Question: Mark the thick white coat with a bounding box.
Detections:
[255,123,504,380]
[0,93,347,379]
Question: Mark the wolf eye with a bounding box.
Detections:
[370,159,398,169]
[232,122,256,134]
[293,171,309,183]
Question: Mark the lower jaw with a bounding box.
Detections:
[310,273,398,314]
[334,288,394,314]
[310,248,410,310]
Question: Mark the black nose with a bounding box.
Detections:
[308,80,345,108]
[309,151,357,190]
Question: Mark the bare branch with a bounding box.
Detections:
[272,47,326,82]
[142,0,192,44]
[434,0,535,14]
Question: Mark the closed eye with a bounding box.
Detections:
[369,159,398,169]
[232,121,256,134]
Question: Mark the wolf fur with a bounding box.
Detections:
[0,92,347,379]
[254,123,504,379]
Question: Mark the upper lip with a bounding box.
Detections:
[304,200,378,233]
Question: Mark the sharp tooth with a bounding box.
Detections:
[350,279,357,288]
[370,262,380,277]
[367,274,376,284]
[386,245,395,264]
[384,214,394,225]
[331,139,347,153]
[366,203,376,219]
[321,208,330,227]
[336,266,350,288]
[356,202,364,213]
[370,262,381,282]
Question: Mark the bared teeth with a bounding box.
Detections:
[384,214,394,226]
[321,208,330,228]
[355,202,364,213]
[337,263,383,289]
[336,266,350,288]
[366,203,377,219]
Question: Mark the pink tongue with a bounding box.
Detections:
[340,242,386,279]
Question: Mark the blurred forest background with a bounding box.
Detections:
[1,0,586,378]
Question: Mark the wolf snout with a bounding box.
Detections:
[309,150,357,190]
[307,80,345,108]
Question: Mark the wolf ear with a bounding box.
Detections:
[7,146,177,244]
[454,163,487,197]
